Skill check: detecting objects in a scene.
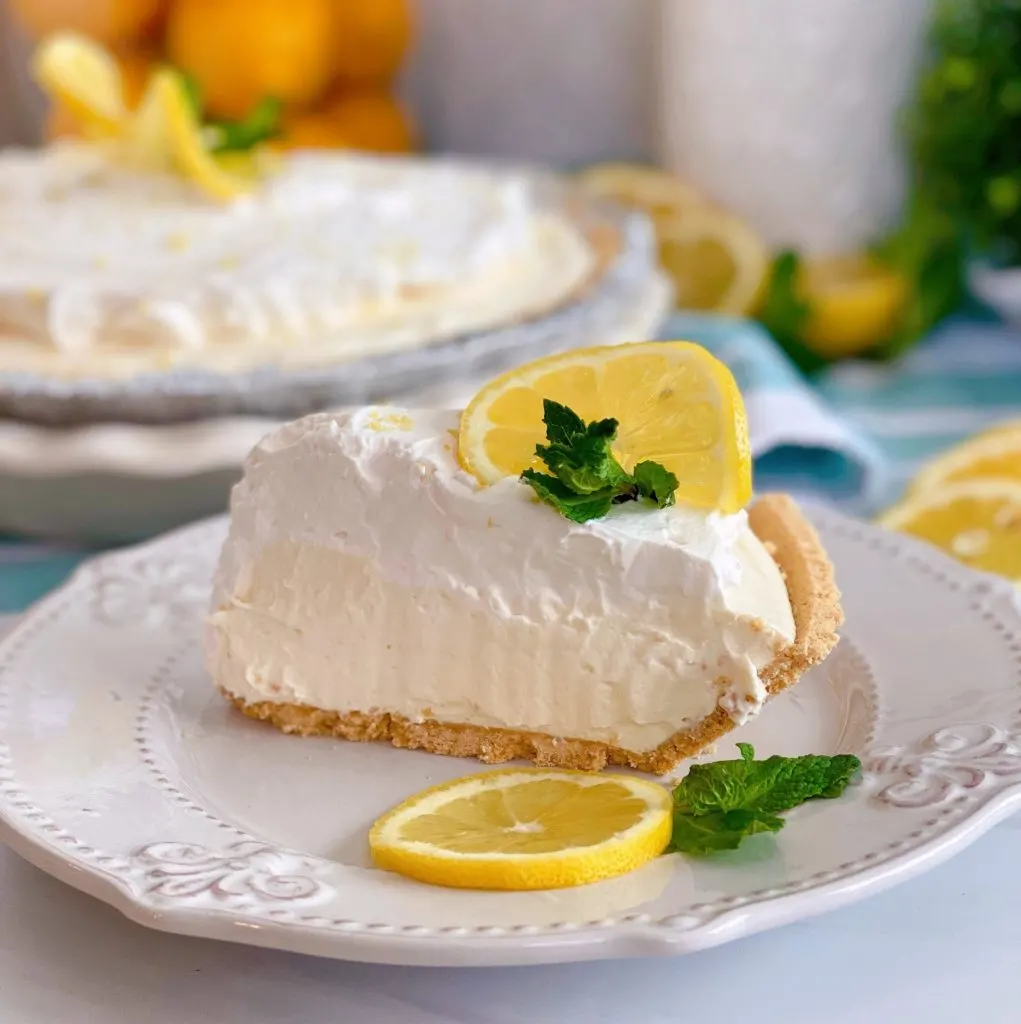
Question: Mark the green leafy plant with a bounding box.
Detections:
[520,400,679,523]
[907,0,1021,260]
[669,743,861,856]
[874,0,1013,353]
[755,1,1015,366]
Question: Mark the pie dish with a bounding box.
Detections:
[0,144,661,426]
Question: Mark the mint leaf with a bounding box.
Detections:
[633,460,678,508]
[209,96,282,154]
[521,400,682,522]
[520,470,615,523]
[674,744,861,816]
[536,432,631,495]
[670,808,785,856]
[170,70,281,154]
[542,400,587,446]
[668,743,861,857]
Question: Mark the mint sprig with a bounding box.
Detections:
[207,97,282,154]
[177,71,281,153]
[669,743,861,857]
[520,400,679,523]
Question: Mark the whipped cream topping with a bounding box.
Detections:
[0,144,593,379]
[207,409,796,753]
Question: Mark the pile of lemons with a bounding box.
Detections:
[13,0,415,155]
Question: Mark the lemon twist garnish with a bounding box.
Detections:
[33,32,127,140]
[32,33,275,202]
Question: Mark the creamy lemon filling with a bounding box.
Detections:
[206,408,795,753]
[0,144,593,378]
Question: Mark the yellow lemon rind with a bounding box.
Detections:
[656,208,770,316]
[576,162,708,219]
[33,32,127,137]
[907,430,1021,495]
[154,70,256,202]
[879,476,1021,530]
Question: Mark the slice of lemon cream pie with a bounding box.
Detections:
[206,342,842,774]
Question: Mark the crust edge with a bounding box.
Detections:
[227,493,843,775]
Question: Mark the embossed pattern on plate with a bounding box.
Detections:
[0,506,1020,966]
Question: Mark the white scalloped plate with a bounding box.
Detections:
[1,506,1020,967]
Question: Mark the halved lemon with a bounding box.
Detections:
[32,32,127,139]
[879,478,1021,581]
[798,255,908,359]
[908,429,1021,495]
[576,162,707,223]
[657,208,770,315]
[979,419,1021,440]
[458,341,752,513]
[369,769,673,890]
[149,69,255,202]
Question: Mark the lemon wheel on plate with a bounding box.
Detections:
[879,478,1021,583]
[369,769,673,891]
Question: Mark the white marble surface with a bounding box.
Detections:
[1,612,1019,1022]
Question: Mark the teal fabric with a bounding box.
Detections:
[3,310,1021,613]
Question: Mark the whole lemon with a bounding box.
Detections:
[9,0,165,45]
[281,90,417,153]
[167,0,338,119]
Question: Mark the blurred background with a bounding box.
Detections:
[0,0,1019,597]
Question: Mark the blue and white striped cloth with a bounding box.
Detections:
[2,309,1020,612]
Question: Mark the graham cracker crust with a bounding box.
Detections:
[226,493,843,775]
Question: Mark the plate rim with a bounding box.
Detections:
[2,507,1021,966]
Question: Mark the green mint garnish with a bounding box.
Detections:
[669,743,861,857]
[207,97,283,154]
[520,399,679,523]
[175,69,281,153]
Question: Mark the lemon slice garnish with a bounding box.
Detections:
[369,769,673,890]
[458,341,752,514]
[880,478,1021,582]
[907,428,1021,495]
[33,32,127,139]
